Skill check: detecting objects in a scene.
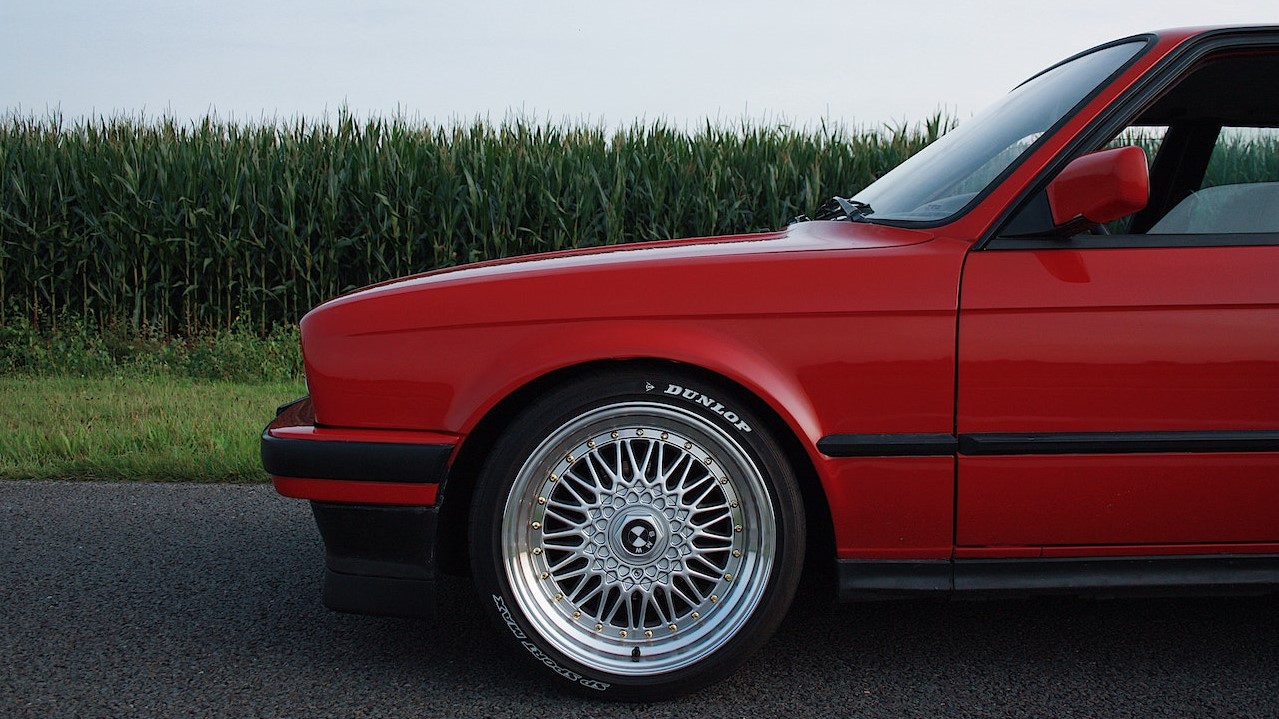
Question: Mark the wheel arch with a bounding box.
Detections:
[434,357,835,590]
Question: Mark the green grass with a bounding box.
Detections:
[0,314,303,381]
[0,376,303,482]
[0,316,301,482]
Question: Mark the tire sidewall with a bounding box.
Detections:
[469,369,805,699]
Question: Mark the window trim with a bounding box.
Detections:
[978,28,1279,251]
[985,231,1279,251]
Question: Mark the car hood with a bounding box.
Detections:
[298,221,955,351]
[316,220,936,317]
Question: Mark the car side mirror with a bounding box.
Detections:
[1046,145,1149,231]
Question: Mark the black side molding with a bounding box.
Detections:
[818,430,1279,458]
[959,430,1279,456]
[261,433,453,483]
[817,433,957,457]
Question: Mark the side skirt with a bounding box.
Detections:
[838,554,1279,601]
[837,560,952,600]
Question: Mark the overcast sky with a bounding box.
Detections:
[1,1,1275,130]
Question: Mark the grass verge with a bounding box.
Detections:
[0,316,303,382]
[0,376,304,482]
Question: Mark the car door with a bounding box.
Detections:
[954,59,1279,555]
[956,235,1279,553]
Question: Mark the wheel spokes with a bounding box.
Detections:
[536,433,742,630]
[503,402,777,675]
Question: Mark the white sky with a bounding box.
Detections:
[1,0,1275,129]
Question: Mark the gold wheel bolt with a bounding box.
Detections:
[553,593,563,601]
[594,623,603,631]
[537,496,547,505]
[532,548,542,555]
[691,612,700,620]
[724,573,733,582]
[668,623,678,631]
[530,521,541,530]
[711,594,719,602]
[572,610,582,618]
[644,630,653,639]
[540,572,550,580]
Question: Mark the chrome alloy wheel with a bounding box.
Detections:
[501,402,776,676]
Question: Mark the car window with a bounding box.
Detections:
[1145,126,1279,234]
[1075,51,1279,238]
[852,40,1146,223]
[1203,127,1279,188]
[1149,182,1279,233]
[1106,126,1166,160]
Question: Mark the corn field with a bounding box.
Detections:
[6,113,1273,334]
[0,113,948,334]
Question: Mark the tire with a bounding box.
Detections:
[470,369,805,699]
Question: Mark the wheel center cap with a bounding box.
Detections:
[622,518,658,556]
[609,508,668,564]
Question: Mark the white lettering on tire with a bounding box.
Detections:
[661,384,752,432]
[492,595,610,692]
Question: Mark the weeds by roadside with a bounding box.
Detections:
[0,314,302,383]
[0,376,303,482]
[0,318,303,481]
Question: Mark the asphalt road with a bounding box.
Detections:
[1,480,1276,718]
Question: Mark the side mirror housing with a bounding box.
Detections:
[1046,145,1149,229]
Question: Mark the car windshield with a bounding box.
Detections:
[852,39,1146,223]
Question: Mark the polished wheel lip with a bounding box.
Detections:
[501,402,776,677]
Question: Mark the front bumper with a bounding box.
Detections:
[262,397,458,618]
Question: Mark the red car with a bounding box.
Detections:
[263,26,1279,699]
